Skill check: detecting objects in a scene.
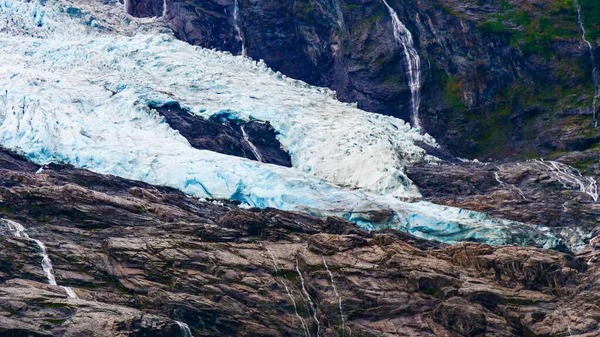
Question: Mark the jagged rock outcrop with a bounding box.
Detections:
[125,0,600,164]
[2,148,600,336]
[154,103,292,166]
[407,159,600,251]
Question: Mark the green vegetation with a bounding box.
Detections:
[579,0,600,40]
[477,1,580,58]
[437,0,600,158]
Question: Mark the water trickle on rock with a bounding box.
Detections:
[2,219,77,298]
[233,0,246,57]
[241,124,264,162]
[262,245,311,337]
[162,0,168,19]
[575,0,599,125]
[530,159,598,202]
[296,258,320,337]
[175,321,192,337]
[381,0,422,131]
[322,256,346,337]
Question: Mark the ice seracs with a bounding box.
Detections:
[0,0,580,250]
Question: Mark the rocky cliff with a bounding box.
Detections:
[2,0,600,336]
[126,0,600,163]
[2,148,600,336]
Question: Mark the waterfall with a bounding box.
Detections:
[233,0,246,57]
[241,124,264,162]
[296,258,320,337]
[331,0,347,36]
[2,219,77,298]
[124,0,131,15]
[530,159,599,202]
[162,0,168,19]
[381,0,422,130]
[322,256,346,337]
[494,169,528,201]
[175,321,192,337]
[575,0,599,125]
[262,245,311,337]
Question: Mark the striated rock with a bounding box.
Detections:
[126,0,600,163]
[154,103,292,167]
[407,160,600,246]
[1,148,600,335]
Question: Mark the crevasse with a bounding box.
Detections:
[0,0,571,249]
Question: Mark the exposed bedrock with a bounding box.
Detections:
[407,160,600,244]
[154,104,292,167]
[126,0,600,166]
[1,148,600,336]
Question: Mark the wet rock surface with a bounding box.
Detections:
[1,148,600,336]
[407,160,600,237]
[155,104,292,167]
[125,0,600,163]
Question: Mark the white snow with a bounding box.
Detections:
[0,0,437,199]
[0,0,570,249]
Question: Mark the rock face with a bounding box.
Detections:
[125,0,600,163]
[407,159,600,239]
[155,104,292,166]
[2,148,600,336]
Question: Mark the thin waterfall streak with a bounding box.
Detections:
[233,0,246,57]
[494,169,528,201]
[575,0,599,124]
[284,282,311,337]
[381,0,422,130]
[322,256,345,337]
[297,258,320,337]
[1,219,77,298]
[241,124,264,162]
[162,0,168,19]
[175,321,192,337]
[124,0,131,15]
[530,159,599,202]
[262,245,310,337]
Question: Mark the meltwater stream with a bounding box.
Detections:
[575,0,599,124]
[241,124,264,162]
[530,159,599,202]
[162,0,167,19]
[262,245,311,337]
[381,0,422,130]
[1,219,77,298]
[175,321,192,337]
[233,0,246,57]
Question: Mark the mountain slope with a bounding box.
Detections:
[132,0,600,162]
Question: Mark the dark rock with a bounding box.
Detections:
[127,0,600,165]
[153,103,292,166]
[1,150,600,336]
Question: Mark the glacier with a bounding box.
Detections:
[0,0,574,249]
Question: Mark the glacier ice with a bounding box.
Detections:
[0,0,438,199]
[0,0,573,249]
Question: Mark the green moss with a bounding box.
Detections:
[282,270,298,282]
[0,207,15,216]
[477,19,510,35]
[579,0,600,40]
[45,319,67,325]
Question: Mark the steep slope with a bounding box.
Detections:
[1,148,600,336]
[129,0,600,163]
[1,0,583,248]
